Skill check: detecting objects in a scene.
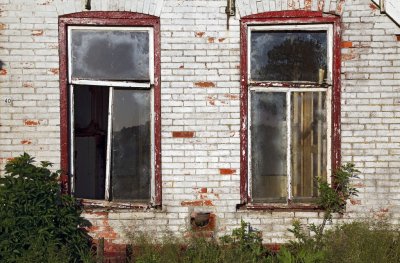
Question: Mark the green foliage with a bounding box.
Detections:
[0,153,93,263]
[323,221,400,263]
[129,220,274,263]
[281,163,359,262]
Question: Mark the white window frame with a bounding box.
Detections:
[67,26,155,203]
[247,24,333,203]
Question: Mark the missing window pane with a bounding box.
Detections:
[291,91,327,200]
[71,30,150,81]
[251,31,327,82]
[74,85,109,199]
[251,92,287,202]
[111,89,151,201]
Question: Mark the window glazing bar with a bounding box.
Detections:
[70,79,151,88]
[105,87,114,201]
[69,84,75,195]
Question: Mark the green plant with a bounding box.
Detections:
[323,221,400,263]
[288,163,359,262]
[0,153,93,263]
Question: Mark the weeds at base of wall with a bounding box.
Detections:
[124,220,400,263]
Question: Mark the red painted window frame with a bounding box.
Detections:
[58,12,162,206]
[240,11,341,208]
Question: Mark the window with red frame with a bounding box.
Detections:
[240,12,341,206]
[59,13,161,205]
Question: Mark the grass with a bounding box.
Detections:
[123,220,400,263]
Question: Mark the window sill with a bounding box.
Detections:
[78,198,162,211]
[237,203,323,212]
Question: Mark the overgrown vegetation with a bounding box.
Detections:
[130,220,275,263]
[3,157,397,263]
[0,153,93,263]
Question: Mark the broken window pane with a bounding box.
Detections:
[251,31,327,82]
[291,91,327,200]
[74,85,109,199]
[111,89,151,201]
[71,29,149,81]
[251,91,287,202]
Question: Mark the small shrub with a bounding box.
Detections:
[0,153,93,263]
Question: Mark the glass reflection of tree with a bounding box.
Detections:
[258,37,326,82]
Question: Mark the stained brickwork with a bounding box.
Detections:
[1,0,400,254]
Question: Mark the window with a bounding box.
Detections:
[240,12,341,207]
[59,12,161,205]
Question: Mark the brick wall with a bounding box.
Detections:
[1,0,400,252]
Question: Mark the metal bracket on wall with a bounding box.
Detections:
[225,0,236,30]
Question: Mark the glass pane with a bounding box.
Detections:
[251,92,287,202]
[291,92,327,200]
[111,89,151,201]
[71,29,149,81]
[74,85,109,200]
[250,31,327,82]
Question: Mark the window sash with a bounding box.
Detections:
[247,24,333,85]
[248,86,331,203]
[67,26,155,85]
[69,84,155,203]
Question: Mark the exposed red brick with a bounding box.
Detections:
[266,243,281,252]
[0,23,6,30]
[224,94,239,100]
[350,198,361,205]
[0,69,7,75]
[195,32,205,38]
[341,41,353,48]
[207,37,215,43]
[206,95,216,106]
[194,81,215,88]
[218,38,226,42]
[23,82,33,88]
[0,157,14,164]
[396,35,400,41]
[181,200,214,206]
[380,207,389,213]
[342,53,357,61]
[24,119,40,126]
[20,140,32,145]
[49,68,59,74]
[172,131,195,138]
[369,3,378,10]
[179,65,184,69]
[219,168,236,175]
[304,0,312,10]
[32,29,43,36]
[199,187,207,193]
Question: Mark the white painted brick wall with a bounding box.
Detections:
[1,0,400,245]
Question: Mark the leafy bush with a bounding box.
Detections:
[0,153,92,263]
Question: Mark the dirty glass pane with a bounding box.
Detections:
[73,85,109,200]
[250,31,327,82]
[251,92,287,202]
[111,89,151,201]
[71,29,149,81]
[291,92,327,200]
